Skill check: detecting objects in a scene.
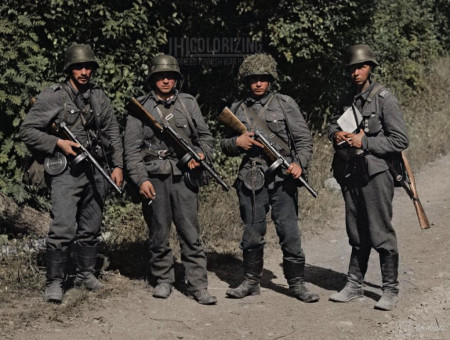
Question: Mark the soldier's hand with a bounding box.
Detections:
[56,138,80,156]
[111,167,123,187]
[140,180,156,200]
[187,153,204,170]
[286,162,302,179]
[236,132,264,150]
[346,129,365,148]
[334,131,353,146]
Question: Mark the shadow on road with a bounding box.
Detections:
[206,252,357,298]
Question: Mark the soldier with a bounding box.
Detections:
[221,53,319,303]
[124,54,217,305]
[20,44,124,303]
[328,44,409,310]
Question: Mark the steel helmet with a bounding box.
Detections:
[346,44,379,67]
[238,53,278,81]
[149,54,183,79]
[63,44,99,72]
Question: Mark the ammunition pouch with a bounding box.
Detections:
[334,148,369,186]
[184,168,209,191]
[22,154,46,188]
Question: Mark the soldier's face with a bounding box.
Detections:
[248,75,271,97]
[349,63,371,87]
[154,72,177,95]
[69,62,95,88]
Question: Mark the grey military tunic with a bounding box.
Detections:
[221,92,313,264]
[328,81,409,254]
[124,90,213,291]
[19,82,123,250]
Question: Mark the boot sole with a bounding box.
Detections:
[329,294,363,302]
[225,290,260,299]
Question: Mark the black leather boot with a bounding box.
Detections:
[284,259,319,303]
[226,246,263,298]
[330,247,369,302]
[374,252,399,311]
[74,245,103,291]
[44,249,68,303]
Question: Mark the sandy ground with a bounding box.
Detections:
[3,154,450,340]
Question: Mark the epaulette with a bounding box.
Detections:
[50,83,63,92]
[378,89,389,98]
[178,92,194,101]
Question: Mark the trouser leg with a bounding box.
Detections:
[226,182,268,298]
[76,168,107,247]
[47,168,86,250]
[171,176,208,291]
[270,180,319,303]
[142,175,175,285]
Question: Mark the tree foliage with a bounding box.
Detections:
[0,0,448,206]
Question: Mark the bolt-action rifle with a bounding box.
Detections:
[388,152,430,230]
[217,107,318,198]
[126,98,230,192]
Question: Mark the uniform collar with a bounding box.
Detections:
[151,89,178,107]
[66,80,91,100]
[353,80,374,103]
[245,91,272,106]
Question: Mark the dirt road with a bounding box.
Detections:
[5,154,450,340]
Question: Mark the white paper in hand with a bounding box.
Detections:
[337,105,362,133]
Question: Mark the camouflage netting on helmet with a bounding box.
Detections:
[238,53,278,80]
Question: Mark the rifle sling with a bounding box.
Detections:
[156,103,195,151]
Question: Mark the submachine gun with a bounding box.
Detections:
[217,107,318,198]
[50,122,123,194]
[126,98,230,192]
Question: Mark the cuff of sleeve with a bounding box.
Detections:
[137,178,149,189]
[232,136,245,154]
[296,155,308,169]
[362,135,369,151]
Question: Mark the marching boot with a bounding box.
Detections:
[74,245,103,291]
[284,259,319,303]
[226,246,263,298]
[330,247,369,302]
[374,252,399,311]
[44,249,68,303]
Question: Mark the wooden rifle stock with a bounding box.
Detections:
[127,98,230,191]
[401,152,430,229]
[218,107,248,135]
[126,98,164,132]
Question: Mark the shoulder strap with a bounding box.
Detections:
[364,83,384,109]
[274,94,297,155]
[59,82,92,131]
[177,97,199,141]
[242,94,290,154]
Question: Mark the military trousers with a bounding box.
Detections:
[142,174,208,292]
[236,178,305,264]
[47,164,108,251]
[341,169,398,255]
